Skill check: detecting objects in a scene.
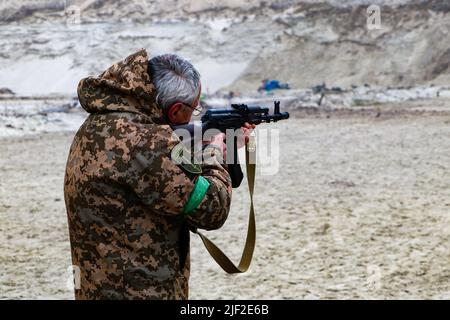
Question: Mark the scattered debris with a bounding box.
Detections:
[316,223,331,235]
[329,180,356,188]
[258,79,291,92]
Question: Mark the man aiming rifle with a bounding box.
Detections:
[64,49,288,300]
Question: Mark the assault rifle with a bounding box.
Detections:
[172,101,289,188]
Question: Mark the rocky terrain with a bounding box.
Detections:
[0,0,449,96]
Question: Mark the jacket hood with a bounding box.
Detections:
[77,49,166,124]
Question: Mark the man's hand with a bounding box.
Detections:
[203,133,227,160]
[237,122,256,149]
[203,123,256,161]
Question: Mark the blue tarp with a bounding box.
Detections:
[259,80,290,92]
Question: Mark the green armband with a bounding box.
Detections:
[182,176,210,216]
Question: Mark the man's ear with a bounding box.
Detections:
[166,103,183,123]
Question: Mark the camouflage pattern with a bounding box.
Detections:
[64,49,232,300]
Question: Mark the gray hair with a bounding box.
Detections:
[148,54,201,111]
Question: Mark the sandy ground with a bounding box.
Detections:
[1,106,450,299]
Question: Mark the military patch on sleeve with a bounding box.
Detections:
[171,143,202,175]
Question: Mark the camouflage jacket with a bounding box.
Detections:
[64,49,232,300]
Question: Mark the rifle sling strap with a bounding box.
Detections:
[194,146,256,273]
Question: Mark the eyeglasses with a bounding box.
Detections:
[180,102,202,116]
